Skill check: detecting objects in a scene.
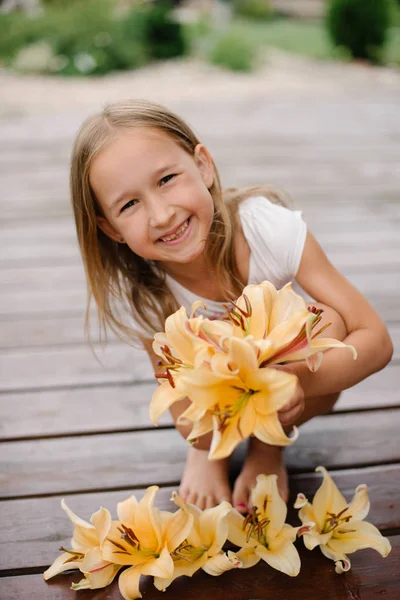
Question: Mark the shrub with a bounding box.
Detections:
[233,0,273,21]
[0,0,187,75]
[209,30,257,72]
[143,1,187,60]
[327,0,391,62]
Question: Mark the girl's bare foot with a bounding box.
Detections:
[232,437,289,513]
[179,447,232,509]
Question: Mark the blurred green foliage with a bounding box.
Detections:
[327,0,391,62]
[232,0,273,21]
[142,1,187,60]
[209,29,257,71]
[0,0,186,75]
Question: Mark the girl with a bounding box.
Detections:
[70,99,393,513]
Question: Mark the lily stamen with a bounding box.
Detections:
[322,508,353,534]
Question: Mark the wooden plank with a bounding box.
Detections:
[2,240,399,271]
[0,535,398,599]
[1,409,400,499]
[2,310,399,352]
[0,464,398,572]
[0,363,399,441]
[0,344,153,392]
[2,263,399,295]
[0,271,398,318]
[0,323,398,394]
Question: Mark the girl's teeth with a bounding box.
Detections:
[161,219,189,242]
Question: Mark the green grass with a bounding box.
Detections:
[231,18,335,60]
[187,17,400,68]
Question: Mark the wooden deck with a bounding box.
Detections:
[1,67,400,599]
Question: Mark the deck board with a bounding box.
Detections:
[2,410,400,499]
[1,535,399,600]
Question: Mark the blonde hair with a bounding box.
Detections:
[70,99,291,345]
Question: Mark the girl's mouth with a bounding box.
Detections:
[158,217,192,245]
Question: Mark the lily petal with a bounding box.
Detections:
[208,413,244,460]
[132,486,162,550]
[199,501,232,553]
[252,474,287,540]
[236,546,261,569]
[202,551,242,575]
[328,520,392,557]
[252,412,298,446]
[80,547,120,589]
[118,564,145,600]
[150,381,186,425]
[43,552,82,580]
[90,507,112,546]
[117,495,138,525]
[163,509,194,553]
[256,534,301,576]
[141,545,174,579]
[320,544,351,574]
[347,484,370,522]
[227,509,248,548]
[312,467,347,531]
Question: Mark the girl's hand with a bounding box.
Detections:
[275,365,305,427]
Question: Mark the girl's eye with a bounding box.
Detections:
[121,199,138,213]
[160,174,176,186]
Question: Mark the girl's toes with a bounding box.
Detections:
[186,492,198,506]
[206,495,216,509]
[179,486,189,502]
[196,495,206,510]
[232,482,250,514]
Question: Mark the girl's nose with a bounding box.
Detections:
[148,196,175,229]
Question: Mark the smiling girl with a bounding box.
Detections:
[70,100,392,513]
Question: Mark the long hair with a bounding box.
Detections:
[70,99,291,346]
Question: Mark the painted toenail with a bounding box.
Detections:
[236,502,246,508]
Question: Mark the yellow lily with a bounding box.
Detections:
[154,493,241,591]
[228,281,278,339]
[228,282,356,372]
[178,337,298,459]
[294,466,392,573]
[228,474,312,576]
[150,303,233,426]
[101,486,193,600]
[43,499,120,590]
[153,302,233,369]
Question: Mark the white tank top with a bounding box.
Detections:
[164,195,307,321]
[134,195,307,336]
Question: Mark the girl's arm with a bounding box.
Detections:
[293,231,393,398]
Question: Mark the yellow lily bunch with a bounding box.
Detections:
[44,472,391,597]
[44,486,242,600]
[150,281,356,459]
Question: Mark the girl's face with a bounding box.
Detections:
[90,127,215,271]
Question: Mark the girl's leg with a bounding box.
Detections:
[232,302,346,512]
[170,401,232,509]
[179,448,231,509]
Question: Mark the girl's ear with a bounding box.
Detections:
[194,144,214,188]
[96,216,124,243]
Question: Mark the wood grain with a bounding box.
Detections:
[1,409,399,499]
[0,363,399,440]
[0,535,398,600]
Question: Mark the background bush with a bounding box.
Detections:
[0,0,187,75]
[142,1,187,60]
[327,0,391,62]
[232,0,273,21]
[209,30,257,71]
